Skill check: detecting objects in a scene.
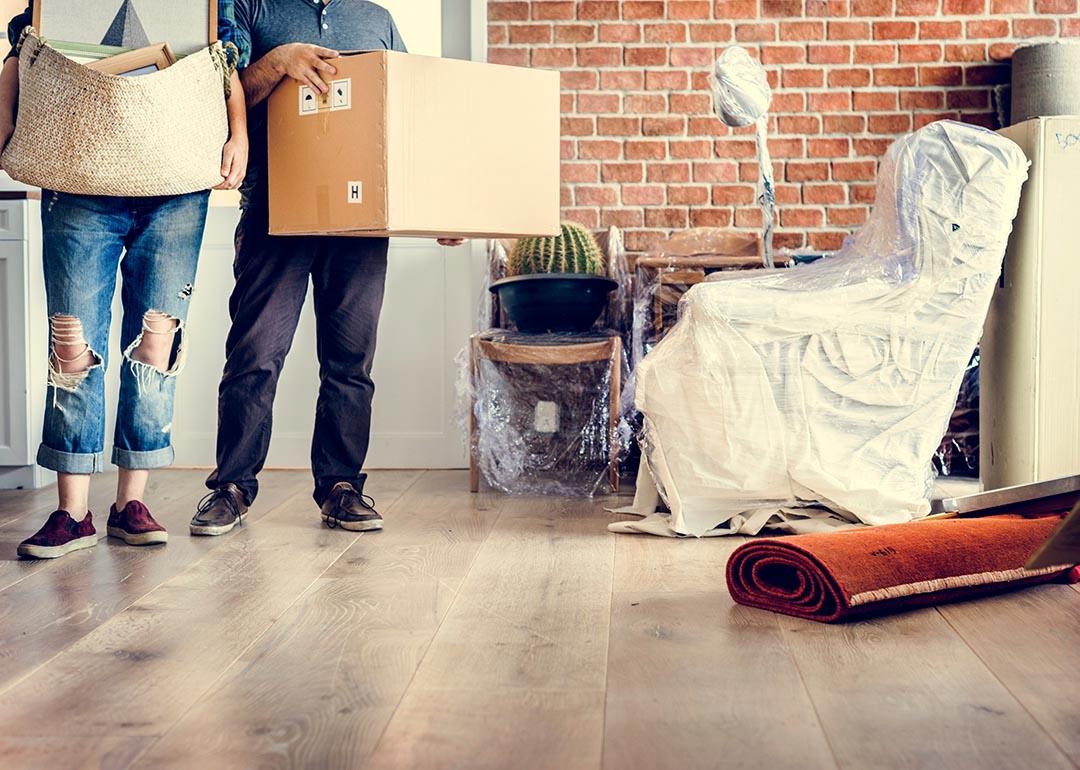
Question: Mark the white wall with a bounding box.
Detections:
[378,0,442,57]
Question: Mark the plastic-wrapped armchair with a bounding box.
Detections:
[634,121,1029,537]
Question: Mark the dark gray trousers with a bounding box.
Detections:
[208,206,388,505]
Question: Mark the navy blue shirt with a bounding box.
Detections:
[234,0,407,207]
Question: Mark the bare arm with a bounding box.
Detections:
[215,70,248,190]
[0,56,18,154]
[240,43,339,108]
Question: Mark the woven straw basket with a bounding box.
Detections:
[1,31,230,196]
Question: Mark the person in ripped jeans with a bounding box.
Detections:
[0,2,250,559]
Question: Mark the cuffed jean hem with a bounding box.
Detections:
[37,444,106,475]
[112,445,175,471]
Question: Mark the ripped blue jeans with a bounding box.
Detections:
[39,190,209,474]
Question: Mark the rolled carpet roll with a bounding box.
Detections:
[727,515,1078,623]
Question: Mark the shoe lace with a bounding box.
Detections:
[196,489,243,528]
[325,485,377,530]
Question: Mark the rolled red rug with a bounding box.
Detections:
[726,514,1078,623]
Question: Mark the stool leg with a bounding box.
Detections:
[609,339,622,494]
[470,337,480,493]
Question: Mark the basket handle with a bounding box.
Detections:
[16,27,43,68]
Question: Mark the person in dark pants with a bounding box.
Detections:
[193,0,462,536]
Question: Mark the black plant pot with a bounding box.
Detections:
[490,273,618,334]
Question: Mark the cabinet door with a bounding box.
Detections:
[0,237,30,466]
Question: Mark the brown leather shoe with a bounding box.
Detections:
[321,481,382,532]
[190,484,249,536]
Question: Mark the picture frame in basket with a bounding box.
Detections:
[85,42,176,76]
[33,0,218,58]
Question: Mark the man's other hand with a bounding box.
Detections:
[273,43,340,94]
[438,238,467,247]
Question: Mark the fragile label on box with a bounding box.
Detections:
[298,79,352,115]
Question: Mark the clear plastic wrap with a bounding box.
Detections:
[628,121,1029,536]
[467,330,631,497]
[934,349,980,478]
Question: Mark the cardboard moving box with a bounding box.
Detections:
[983,117,1080,489]
[268,51,560,239]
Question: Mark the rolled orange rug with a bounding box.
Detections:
[726,515,1078,623]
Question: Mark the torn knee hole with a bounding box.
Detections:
[125,311,187,389]
[48,314,102,392]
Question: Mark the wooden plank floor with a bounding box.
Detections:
[0,470,1076,770]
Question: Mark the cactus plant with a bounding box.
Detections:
[509,222,606,277]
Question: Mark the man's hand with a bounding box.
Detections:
[214,135,249,191]
[272,43,340,94]
[438,238,467,247]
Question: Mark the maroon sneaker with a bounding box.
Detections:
[17,510,98,560]
[107,501,169,546]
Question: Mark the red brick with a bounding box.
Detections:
[622,185,666,205]
[562,70,599,89]
[670,139,712,158]
[533,2,576,19]
[510,24,552,43]
[579,140,622,159]
[601,163,644,182]
[855,44,898,64]
[488,2,529,21]
[781,208,825,228]
[643,117,687,136]
[735,207,764,227]
[556,24,596,43]
[714,139,760,158]
[852,0,892,13]
[762,0,806,15]
[562,162,600,183]
[990,0,1029,8]
[946,43,986,61]
[625,140,668,159]
[693,161,740,182]
[1035,0,1075,9]
[670,1,713,18]
[578,93,621,113]
[711,185,757,205]
[625,47,668,66]
[850,183,877,203]
[899,43,943,62]
[806,0,854,16]
[562,208,600,228]
[599,23,641,42]
[900,89,945,109]
[645,208,689,228]
[625,93,668,112]
[944,0,987,13]
[671,47,715,66]
[875,22,918,41]
[690,23,735,42]
[489,48,529,66]
[828,67,872,86]
[920,21,963,39]
[562,117,594,136]
[875,66,918,85]
[810,232,848,251]
[1013,18,1057,37]
[947,89,990,109]
[773,92,807,111]
[896,0,940,12]
[778,115,823,133]
[965,64,1010,84]
[966,19,1009,38]
[624,230,666,252]
[644,23,687,43]
[780,21,826,41]
[767,138,806,158]
[532,47,575,67]
[575,47,623,69]
[832,160,878,181]
[668,185,711,204]
[1064,18,1080,35]
[489,25,508,45]
[762,45,807,64]
[714,0,760,18]
[598,117,640,135]
[853,91,898,110]
[824,114,867,132]
[623,2,667,20]
[828,22,871,40]
[602,209,644,228]
[803,184,847,204]
[575,185,618,205]
[577,2,621,20]
[989,42,1019,60]
[809,138,852,157]
[809,44,852,64]
[736,23,779,42]
[787,162,830,182]
[868,113,913,133]
[853,137,894,155]
[783,68,826,88]
[690,208,734,228]
[920,65,963,85]
[809,92,852,111]
[645,70,690,90]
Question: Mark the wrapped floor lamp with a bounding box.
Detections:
[618,121,1029,537]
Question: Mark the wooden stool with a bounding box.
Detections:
[469,333,623,494]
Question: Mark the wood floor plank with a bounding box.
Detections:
[604,591,838,770]
[0,471,421,744]
[0,735,153,770]
[938,585,1080,765]
[364,495,617,770]
[129,471,503,770]
[778,608,1076,770]
[0,470,310,694]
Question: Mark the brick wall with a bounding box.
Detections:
[488,0,1078,253]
